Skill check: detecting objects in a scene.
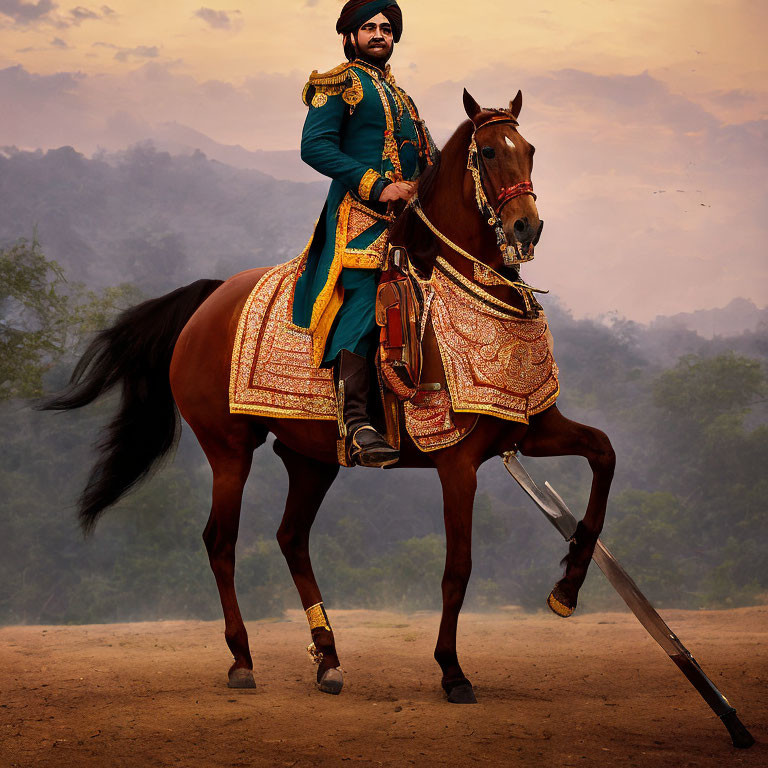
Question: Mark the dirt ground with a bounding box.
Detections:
[1,607,766,768]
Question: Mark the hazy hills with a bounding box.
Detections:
[127,121,323,183]
[651,298,768,340]
[1,143,765,338]
[0,143,325,295]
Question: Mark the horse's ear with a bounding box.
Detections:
[509,90,523,119]
[463,88,483,125]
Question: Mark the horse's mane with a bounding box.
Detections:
[390,120,475,275]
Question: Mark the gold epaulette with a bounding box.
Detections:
[302,61,363,107]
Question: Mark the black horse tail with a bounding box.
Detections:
[37,279,224,533]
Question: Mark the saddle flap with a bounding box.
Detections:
[376,246,423,400]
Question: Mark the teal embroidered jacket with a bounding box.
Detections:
[291,58,437,365]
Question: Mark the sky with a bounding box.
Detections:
[1,0,766,321]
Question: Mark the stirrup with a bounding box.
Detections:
[349,425,399,468]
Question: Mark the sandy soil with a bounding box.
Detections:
[1,607,766,767]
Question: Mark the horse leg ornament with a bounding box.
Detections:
[503,452,755,749]
[273,441,344,694]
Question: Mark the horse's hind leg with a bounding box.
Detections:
[273,440,343,694]
[519,404,616,616]
[201,423,265,689]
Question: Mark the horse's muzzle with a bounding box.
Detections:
[504,219,543,265]
[511,217,543,246]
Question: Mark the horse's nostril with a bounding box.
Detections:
[514,218,527,233]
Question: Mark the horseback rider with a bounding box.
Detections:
[292,0,437,468]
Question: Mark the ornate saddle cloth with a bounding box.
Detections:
[229,256,559,450]
[230,258,337,420]
[426,257,559,424]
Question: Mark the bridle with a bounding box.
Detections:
[409,199,545,317]
[496,181,536,215]
[467,113,537,267]
[406,108,544,311]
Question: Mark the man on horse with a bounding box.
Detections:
[292,0,437,468]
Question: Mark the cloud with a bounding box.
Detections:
[0,61,764,320]
[94,41,160,61]
[0,63,82,104]
[0,0,57,25]
[50,35,67,47]
[68,5,101,27]
[114,45,159,62]
[194,7,238,30]
[0,61,306,152]
[69,5,97,22]
[65,4,115,26]
[1,1,113,27]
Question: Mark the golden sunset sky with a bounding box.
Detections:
[2,0,766,319]
[2,0,765,99]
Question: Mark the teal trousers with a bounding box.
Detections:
[322,267,378,364]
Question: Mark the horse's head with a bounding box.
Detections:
[463,89,543,264]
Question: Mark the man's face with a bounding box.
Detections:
[353,12,394,64]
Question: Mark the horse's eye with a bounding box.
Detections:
[481,146,496,159]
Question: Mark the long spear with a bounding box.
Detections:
[502,452,755,749]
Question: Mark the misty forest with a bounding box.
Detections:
[1,144,766,626]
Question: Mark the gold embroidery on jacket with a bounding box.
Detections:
[302,61,357,106]
[339,193,393,269]
[342,68,363,105]
[368,76,403,182]
[311,92,328,108]
[358,169,381,201]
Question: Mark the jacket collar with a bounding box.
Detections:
[352,58,391,80]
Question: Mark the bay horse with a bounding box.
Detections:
[41,90,615,704]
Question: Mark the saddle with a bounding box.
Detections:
[375,245,424,401]
[229,248,559,462]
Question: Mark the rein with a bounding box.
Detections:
[408,195,547,316]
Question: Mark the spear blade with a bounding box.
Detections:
[502,451,754,749]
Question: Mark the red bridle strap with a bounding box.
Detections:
[495,181,536,214]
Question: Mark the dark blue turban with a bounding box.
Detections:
[336,0,402,43]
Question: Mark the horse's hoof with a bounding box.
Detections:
[444,680,477,704]
[227,668,256,689]
[317,666,344,695]
[547,586,575,618]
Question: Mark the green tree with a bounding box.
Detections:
[0,236,141,400]
[0,237,68,398]
[653,353,765,425]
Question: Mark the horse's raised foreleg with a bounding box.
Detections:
[202,432,260,689]
[519,404,616,616]
[273,440,343,694]
[433,456,478,704]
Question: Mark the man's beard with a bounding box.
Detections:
[354,34,393,67]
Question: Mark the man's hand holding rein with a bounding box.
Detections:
[379,180,417,202]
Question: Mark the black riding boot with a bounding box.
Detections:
[335,349,399,468]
